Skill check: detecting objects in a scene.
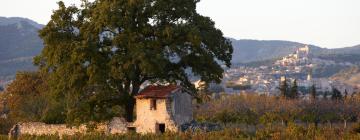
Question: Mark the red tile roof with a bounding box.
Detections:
[135,85,181,99]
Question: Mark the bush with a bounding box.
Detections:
[0,118,14,135]
[351,123,360,133]
[284,122,306,138]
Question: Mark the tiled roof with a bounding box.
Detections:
[135,85,180,99]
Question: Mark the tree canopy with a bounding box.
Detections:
[310,84,317,101]
[331,88,343,101]
[3,72,66,124]
[290,80,298,99]
[279,77,289,98]
[35,0,233,123]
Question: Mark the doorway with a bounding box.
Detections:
[158,123,165,133]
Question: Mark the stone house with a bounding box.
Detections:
[133,85,193,134]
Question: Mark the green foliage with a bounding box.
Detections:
[212,109,238,124]
[259,112,278,127]
[4,72,65,124]
[0,118,14,135]
[255,128,275,139]
[0,72,65,134]
[300,104,321,126]
[310,84,317,100]
[331,88,343,101]
[279,78,299,99]
[279,77,289,98]
[35,0,233,124]
[284,122,306,138]
[290,79,298,99]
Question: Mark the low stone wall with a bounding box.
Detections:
[8,117,128,138]
[108,117,128,134]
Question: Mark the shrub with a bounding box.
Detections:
[351,122,360,133]
[0,118,14,135]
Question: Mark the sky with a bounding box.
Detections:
[1,0,360,48]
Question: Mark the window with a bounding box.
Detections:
[127,127,136,133]
[150,99,157,110]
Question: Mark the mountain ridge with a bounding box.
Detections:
[229,38,360,64]
[0,17,43,81]
[0,17,43,29]
[0,17,360,83]
[330,66,360,87]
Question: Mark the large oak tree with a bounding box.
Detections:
[35,0,232,123]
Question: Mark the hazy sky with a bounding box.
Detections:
[1,0,359,48]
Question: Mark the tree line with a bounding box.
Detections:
[279,77,348,101]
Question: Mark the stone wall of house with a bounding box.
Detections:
[8,117,128,138]
[134,91,193,134]
[134,98,178,134]
[170,91,193,125]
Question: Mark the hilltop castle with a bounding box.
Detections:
[275,45,310,66]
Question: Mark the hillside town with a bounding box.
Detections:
[1,45,358,97]
[201,45,359,97]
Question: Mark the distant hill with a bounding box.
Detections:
[0,17,43,29]
[230,39,360,78]
[0,17,43,81]
[230,38,360,64]
[319,45,360,55]
[0,17,359,82]
[230,38,324,63]
[330,66,360,87]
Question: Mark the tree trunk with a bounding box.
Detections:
[125,83,141,122]
[328,120,332,129]
[344,120,347,129]
[125,97,135,122]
